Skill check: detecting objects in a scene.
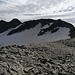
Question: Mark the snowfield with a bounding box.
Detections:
[0,26,70,46]
[0,18,74,47]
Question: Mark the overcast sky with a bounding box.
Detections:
[0,0,75,21]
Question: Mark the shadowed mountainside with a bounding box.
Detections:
[0,18,22,33]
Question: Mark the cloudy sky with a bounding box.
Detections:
[0,0,75,21]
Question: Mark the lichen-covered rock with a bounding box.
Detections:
[0,38,75,75]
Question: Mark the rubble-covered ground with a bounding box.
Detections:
[0,38,75,75]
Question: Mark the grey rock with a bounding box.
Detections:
[0,38,75,75]
[24,67,33,73]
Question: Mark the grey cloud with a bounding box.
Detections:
[0,0,74,21]
[15,0,64,13]
[0,0,64,14]
[16,4,40,13]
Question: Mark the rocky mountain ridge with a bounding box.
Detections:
[0,18,75,46]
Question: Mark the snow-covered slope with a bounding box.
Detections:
[0,19,75,46]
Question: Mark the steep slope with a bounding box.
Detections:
[0,19,75,46]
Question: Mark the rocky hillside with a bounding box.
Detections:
[0,38,75,75]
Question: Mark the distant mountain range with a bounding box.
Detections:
[0,18,75,46]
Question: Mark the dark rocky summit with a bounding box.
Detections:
[0,38,75,75]
[0,18,22,33]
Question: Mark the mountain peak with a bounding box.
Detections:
[10,18,21,23]
[0,18,22,33]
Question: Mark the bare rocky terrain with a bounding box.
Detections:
[0,38,75,75]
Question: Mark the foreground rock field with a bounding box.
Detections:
[0,38,75,75]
